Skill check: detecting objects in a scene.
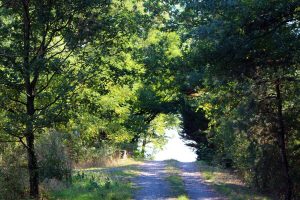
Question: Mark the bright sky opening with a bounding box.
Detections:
[152,128,197,162]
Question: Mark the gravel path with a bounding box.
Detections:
[179,162,225,200]
[133,161,173,200]
[133,161,224,200]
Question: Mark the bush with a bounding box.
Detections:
[72,143,120,168]
[0,167,28,200]
[0,144,28,200]
[36,130,72,182]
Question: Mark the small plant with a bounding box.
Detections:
[87,179,100,191]
[105,177,111,189]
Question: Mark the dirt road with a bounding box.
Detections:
[133,161,223,200]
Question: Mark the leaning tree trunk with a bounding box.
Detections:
[275,79,293,200]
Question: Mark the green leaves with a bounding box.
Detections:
[173,0,300,197]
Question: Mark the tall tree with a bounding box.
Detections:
[177,0,300,198]
[0,0,110,197]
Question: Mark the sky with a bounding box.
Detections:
[149,128,197,162]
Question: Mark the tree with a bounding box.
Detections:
[127,28,183,156]
[177,0,300,198]
[0,0,111,197]
[179,99,211,161]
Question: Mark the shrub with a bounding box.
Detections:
[36,130,72,182]
[0,144,28,200]
[72,143,119,168]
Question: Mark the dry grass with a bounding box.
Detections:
[74,158,142,170]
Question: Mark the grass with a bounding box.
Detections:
[74,158,142,170]
[196,161,271,200]
[165,160,189,200]
[47,160,141,200]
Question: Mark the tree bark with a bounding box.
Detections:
[26,125,39,198]
[275,79,293,200]
[22,0,40,198]
[26,95,39,198]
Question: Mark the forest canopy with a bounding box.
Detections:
[0,0,299,199]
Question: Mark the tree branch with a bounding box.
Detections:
[8,97,27,105]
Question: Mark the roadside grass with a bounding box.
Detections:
[165,160,189,200]
[48,160,140,200]
[196,161,271,200]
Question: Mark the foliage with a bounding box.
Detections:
[36,130,72,182]
[0,0,115,197]
[0,144,28,200]
[0,0,299,199]
[173,0,300,198]
[179,100,211,162]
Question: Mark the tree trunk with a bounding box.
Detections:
[22,1,39,197]
[26,127,39,198]
[26,96,39,198]
[275,80,293,200]
[130,133,140,152]
[141,137,147,157]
